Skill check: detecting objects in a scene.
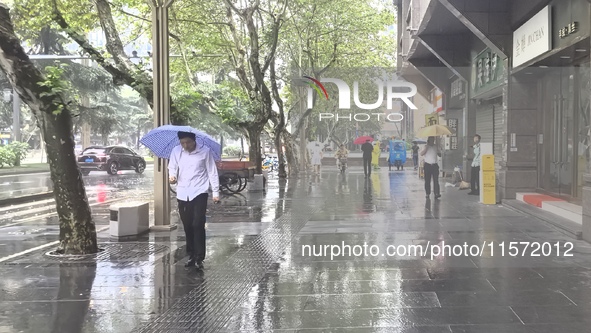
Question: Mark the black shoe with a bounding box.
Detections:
[435,194,441,199]
[468,191,478,195]
[196,261,204,270]
[185,258,196,267]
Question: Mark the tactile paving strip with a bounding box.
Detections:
[134,197,322,333]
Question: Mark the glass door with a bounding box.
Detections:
[541,67,575,197]
[576,61,591,199]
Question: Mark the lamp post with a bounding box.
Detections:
[150,0,176,230]
[2,88,20,144]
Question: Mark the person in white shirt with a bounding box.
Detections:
[469,134,481,195]
[168,131,220,270]
[310,143,323,174]
[420,136,442,199]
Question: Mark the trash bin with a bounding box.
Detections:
[248,174,265,192]
[109,201,150,237]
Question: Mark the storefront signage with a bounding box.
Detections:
[431,88,443,113]
[558,22,578,38]
[471,48,504,96]
[512,5,551,68]
[425,114,438,126]
[451,78,465,100]
[447,118,458,150]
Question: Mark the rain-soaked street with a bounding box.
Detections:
[2,167,591,332]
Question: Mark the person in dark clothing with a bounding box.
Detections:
[361,139,374,178]
[411,142,420,170]
[420,136,442,199]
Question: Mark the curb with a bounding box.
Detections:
[0,168,50,177]
[503,199,583,240]
[0,191,54,207]
[0,161,154,177]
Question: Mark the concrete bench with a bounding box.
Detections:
[109,201,150,237]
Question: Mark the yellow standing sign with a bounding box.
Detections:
[481,155,495,204]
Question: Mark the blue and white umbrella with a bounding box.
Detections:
[140,125,222,161]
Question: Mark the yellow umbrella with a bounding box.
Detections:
[416,124,454,137]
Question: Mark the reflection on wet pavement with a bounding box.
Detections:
[2,168,591,332]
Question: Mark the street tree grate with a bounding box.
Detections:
[134,197,322,333]
[1,243,170,265]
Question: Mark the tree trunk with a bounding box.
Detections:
[274,130,287,178]
[0,5,98,254]
[281,129,299,176]
[240,137,245,161]
[247,127,262,174]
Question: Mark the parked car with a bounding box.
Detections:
[77,146,146,175]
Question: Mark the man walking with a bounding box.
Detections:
[468,134,481,195]
[361,139,374,178]
[420,136,441,199]
[168,131,220,270]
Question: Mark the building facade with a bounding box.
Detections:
[396,0,591,241]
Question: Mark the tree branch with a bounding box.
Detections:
[118,8,150,23]
[262,0,287,73]
[51,0,154,109]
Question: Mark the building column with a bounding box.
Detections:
[12,89,20,143]
[151,0,176,230]
[584,175,591,242]
[496,59,539,201]
[583,54,591,242]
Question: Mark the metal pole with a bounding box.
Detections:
[12,89,20,142]
[298,41,307,173]
[81,58,91,149]
[151,0,176,230]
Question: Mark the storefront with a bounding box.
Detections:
[511,0,591,201]
[470,48,506,170]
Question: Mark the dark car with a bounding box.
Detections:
[77,146,146,175]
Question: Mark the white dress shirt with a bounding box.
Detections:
[168,144,219,201]
[472,143,481,167]
[422,145,439,164]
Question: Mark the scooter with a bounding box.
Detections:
[388,140,407,171]
[262,154,279,171]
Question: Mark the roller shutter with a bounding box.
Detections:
[493,102,504,164]
[475,104,494,144]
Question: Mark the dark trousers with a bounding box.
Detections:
[178,193,208,261]
[413,155,418,168]
[471,165,480,193]
[424,162,440,195]
[363,156,372,175]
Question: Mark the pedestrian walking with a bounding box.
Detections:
[468,134,481,195]
[310,142,323,174]
[420,136,441,199]
[168,131,220,270]
[411,141,420,170]
[361,139,374,177]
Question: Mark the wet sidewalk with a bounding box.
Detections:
[2,167,591,332]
